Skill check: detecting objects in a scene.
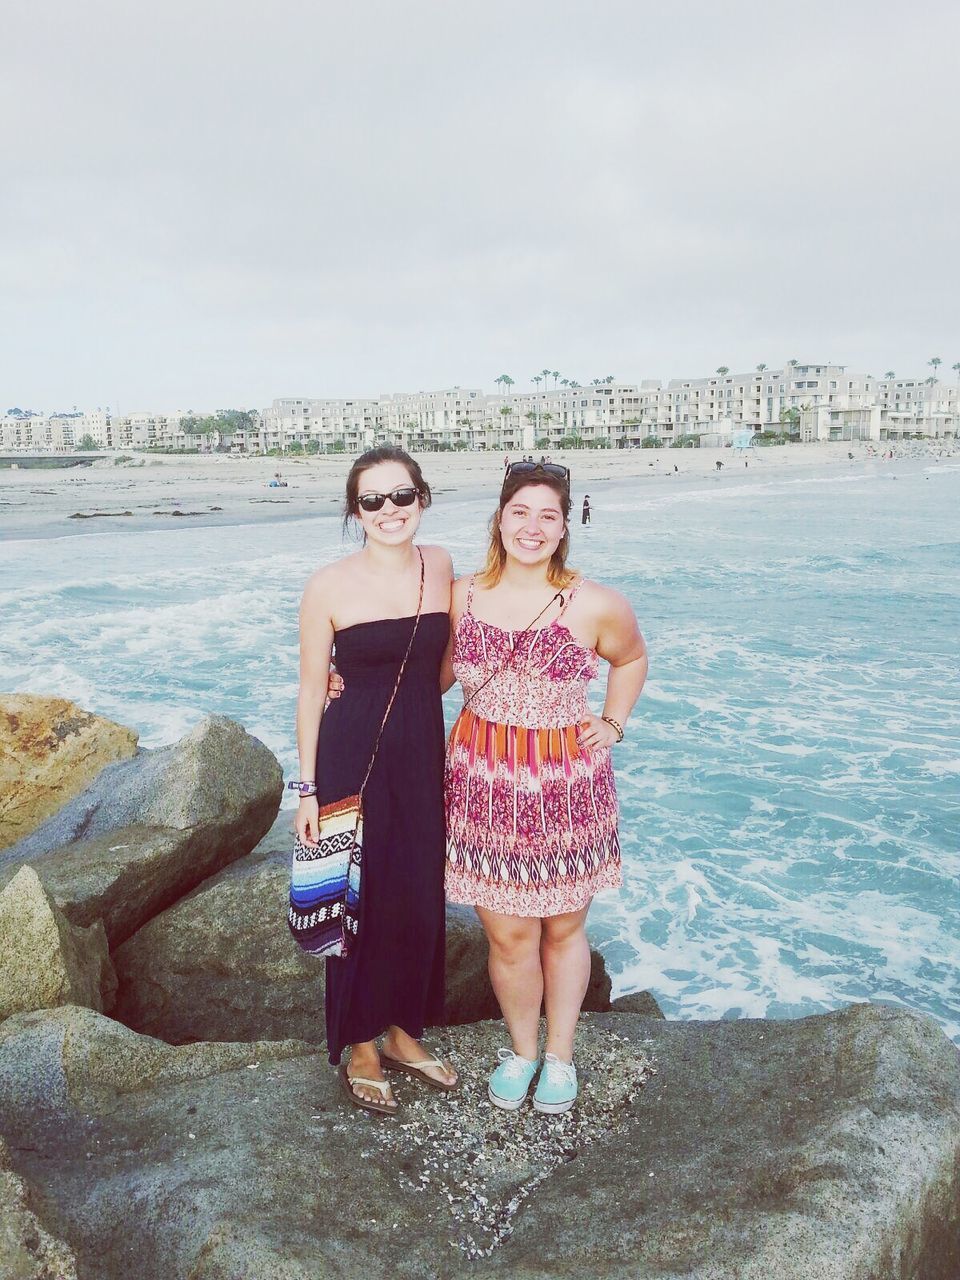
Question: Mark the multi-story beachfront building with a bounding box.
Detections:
[0,410,249,454]
[249,368,957,453]
[4,365,956,455]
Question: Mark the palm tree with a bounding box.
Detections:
[560,378,570,389]
[532,375,543,392]
[716,366,730,377]
[787,358,799,368]
[569,380,581,390]
[494,373,512,394]
[928,357,942,380]
[590,378,601,386]
[551,370,561,389]
[756,363,767,373]
[541,368,552,393]
[604,375,615,384]
[952,362,960,386]
[885,370,895,379]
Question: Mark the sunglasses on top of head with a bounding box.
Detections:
[503,461,571,485]
[357,486,421,513]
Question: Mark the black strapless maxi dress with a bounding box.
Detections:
[317,611,448,1065]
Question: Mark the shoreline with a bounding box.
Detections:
[1,441,954,542]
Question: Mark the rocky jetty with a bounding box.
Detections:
[0,1004,957,1279]
[0,699,958,1279]
[0,714,283,946]
[0,867,116,1021]
[0,695,137,850]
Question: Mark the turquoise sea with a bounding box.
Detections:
[3,460,959,1041]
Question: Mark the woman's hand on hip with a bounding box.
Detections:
[578,713,619,751]
[295,797,320,847]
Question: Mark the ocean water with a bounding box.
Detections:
[3,459,959,1041]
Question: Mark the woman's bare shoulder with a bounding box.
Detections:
[576,578,637,623]
[302,555,360,605]
[418,543,454,574]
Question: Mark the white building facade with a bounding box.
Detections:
[3,364,956,455]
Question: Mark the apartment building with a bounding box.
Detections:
[4,364,955,455]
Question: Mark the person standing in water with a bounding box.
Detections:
[581,494,591,525]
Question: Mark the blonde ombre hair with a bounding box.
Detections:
[476,468,576,589]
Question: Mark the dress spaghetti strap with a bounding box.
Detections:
[465,574,477,614]
[556,577,584,622]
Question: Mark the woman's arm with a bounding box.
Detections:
[440,573,470,694]
[295,572,335,843]
[597,588,648,729]
[580,586,648,751]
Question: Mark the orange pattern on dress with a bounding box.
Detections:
[445,578,622,917]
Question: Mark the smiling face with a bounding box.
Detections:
[355,459,423,546]
[498,483,567,567]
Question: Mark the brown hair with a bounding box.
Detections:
[476,467,575,589]
[343,446,432,534]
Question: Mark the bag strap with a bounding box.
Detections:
[357,547,425,803]
[461,586,566,713]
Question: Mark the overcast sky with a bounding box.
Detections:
[3,0,958,412]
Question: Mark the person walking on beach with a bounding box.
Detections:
[444,462,647,1113]
[581,494,591,525]
[294,446,457,1114]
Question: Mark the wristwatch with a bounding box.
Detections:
[287,781,318,797]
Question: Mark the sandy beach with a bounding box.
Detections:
[0,440,954,541]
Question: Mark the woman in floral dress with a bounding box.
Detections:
[444,462,648,1113]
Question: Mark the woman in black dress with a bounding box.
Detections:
[294,447,457,1113]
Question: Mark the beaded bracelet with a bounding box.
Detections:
[601,715,624,743]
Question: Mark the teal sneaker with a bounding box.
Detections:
[488,1048,539,1110]
[532,1053,578,1113]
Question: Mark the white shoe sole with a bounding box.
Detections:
[488,1085,527,1110]
[532,1096,576,1113]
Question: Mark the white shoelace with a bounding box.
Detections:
[497,1048,535,1078]
[542,1052,577,1086]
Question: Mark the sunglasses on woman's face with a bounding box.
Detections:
[357,486,421,513]
[504,461,571,485]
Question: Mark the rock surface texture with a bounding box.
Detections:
[0,866,116,1021]
[110,847,616,1045]
[0,1002,956,1279]
[0,1136,78,1280]
[0,694,138,851]
[0,716,283,947]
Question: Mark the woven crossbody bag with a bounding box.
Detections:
[288,549,425,958]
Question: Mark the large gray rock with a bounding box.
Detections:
[0,694,138,851]
[111,840,620,1045]
[0,1136,78,1280]
[0,716,283,947]
[112,846,322,1045]
[0,866,116,1021]
[0,1005,314,1114]
[611,989,665,1017]
[0,1003,956,1279]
